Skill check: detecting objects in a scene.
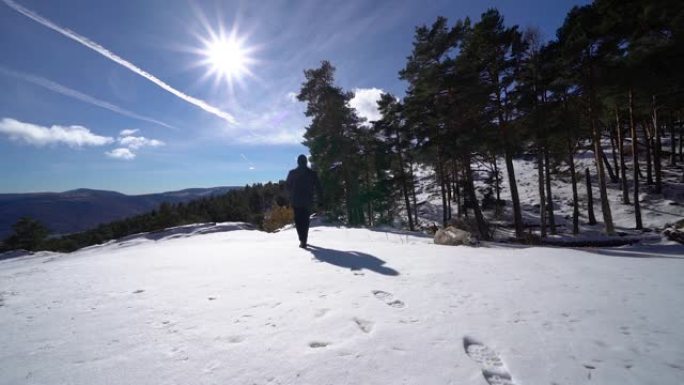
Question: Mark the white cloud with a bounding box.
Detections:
[229,105,306,146]
[119,135,164,150]
[119,129,139,136]
[286,92,298,102]
[349,87,384,125]
[3,0,236,124]
[105,148,136,160]
[0,118,113,148]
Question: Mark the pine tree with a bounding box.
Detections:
[400,17,461,228]
[297,61,365,225]
[400,16,491,238]
[375,93,417,230]
[461,9,526,238]
[558,4,615,234]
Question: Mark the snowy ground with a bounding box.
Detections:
[2,223,683,385]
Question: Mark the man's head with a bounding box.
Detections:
[297,154,308,168]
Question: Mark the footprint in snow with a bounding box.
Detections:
[203,360,221,374]
[227,335,245,344]
[353,317,374,333]
[372,290,405,308]
[309,341,331,348]
[463,336,516,385]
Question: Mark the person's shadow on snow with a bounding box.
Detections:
[306,245,399,276]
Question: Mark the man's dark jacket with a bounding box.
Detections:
[286,163,323,209]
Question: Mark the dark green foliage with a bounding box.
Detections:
[2,217,49,251]
[373,93,419,230]
[298,61,368,225]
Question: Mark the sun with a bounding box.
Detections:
[194,25,257,90]
[206,36,248,80]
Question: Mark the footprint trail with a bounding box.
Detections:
[372,290,405,308]
[463,336,516,385]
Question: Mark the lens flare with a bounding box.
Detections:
[206,36,246,79]
[196,25,257,91]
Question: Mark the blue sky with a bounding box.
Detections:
[0,0,588,194]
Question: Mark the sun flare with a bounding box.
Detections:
[207,37,247,79]
[196,26,256,90]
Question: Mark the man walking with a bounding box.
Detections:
[286,154,323,248]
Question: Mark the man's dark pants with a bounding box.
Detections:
[293,207,311,245]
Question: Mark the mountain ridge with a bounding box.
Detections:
[0,186,240,238]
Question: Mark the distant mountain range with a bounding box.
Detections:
[0,187,239,238]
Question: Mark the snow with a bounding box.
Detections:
[411,142,684,239]
[2,223,683,384]
[509,149,684,232]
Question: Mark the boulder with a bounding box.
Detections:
[434,226,472,246]
[664,228,684,245]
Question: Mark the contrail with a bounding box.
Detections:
[0,66,175,129]
[3,0,237,124]
[240,153,255,170]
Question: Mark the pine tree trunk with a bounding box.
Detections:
[537,146,546,238]
[345,160,364,226]
[343,164,353,225]
[587,51,614,234]
[452,164,462,218]
[455,177,462,218]
[568,144,580,235]
[396,151,414,231]
[492,157,502,217]
[460,167,469,218]
[643,122,654,186]
[629,89,643,230]
[616,108,630,204]
[544,149,556,235]
[446,164,452,221]
[437,150,448,228]
[365,165,373,227]
[652,96,662,194]
[409,161,419,226]
[493,159,501,203]
[601,147,618,183]
[670,113,677,167]
[504,145,523,238]
[590,112,615,234]
[564,95,580,235]
[464,155,489,240]
[401,176,414,231]
[677,112,684,162]
[609,124,620,181]
[367,202,373,227]
[495,77,522,238]
[585,168,597,225]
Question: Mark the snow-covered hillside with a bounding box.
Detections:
[2,223,683,385]
[413,144,684,238]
